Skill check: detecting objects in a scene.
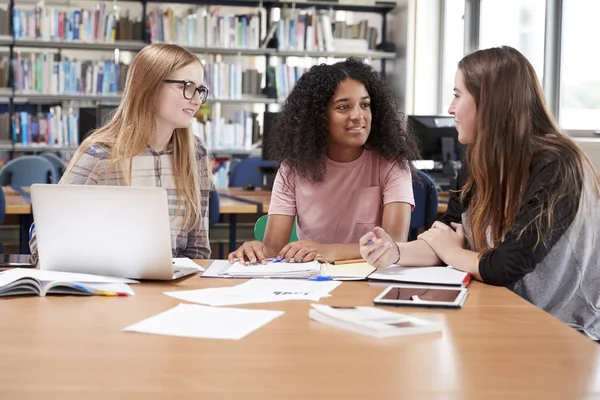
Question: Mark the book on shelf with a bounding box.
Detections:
[0,55,8,88]
[0,7,9,36]
[147,6,260,49]
[12,3,142,42]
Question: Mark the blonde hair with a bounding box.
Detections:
[64,43,211,232]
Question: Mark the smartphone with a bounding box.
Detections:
[0,254,36,268]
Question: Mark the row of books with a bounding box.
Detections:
[148,7,260,49]
[191,111,257,153]
[274,10,379,52]
[0,107,79,147]
[266,64,309,101]
[275,10,335,52]
[12,4,143,42]
[203,63,263,99]
[12,52,125,95]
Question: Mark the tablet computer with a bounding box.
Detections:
[373,285,468,309]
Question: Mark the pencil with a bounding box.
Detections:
[332,258,365,265]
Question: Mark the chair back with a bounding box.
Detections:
[208,190,220,227]
[254,215,298,242]
[410,170,439,240]
[39,153,68,179]
[0,156,59,186]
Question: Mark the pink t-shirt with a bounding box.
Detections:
[268,149,414,244]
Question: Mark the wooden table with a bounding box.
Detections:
[0,261,598,399]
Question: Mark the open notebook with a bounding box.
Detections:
[0,268,136,297]
[368,265,472,287]
[202,260,376,280]
[202,259,321,279]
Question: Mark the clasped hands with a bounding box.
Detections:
[359,222,466,268]
[228,239,326,265]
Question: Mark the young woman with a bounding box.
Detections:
[229,58,420,264]
[29,43,213,262]
[360,46,600,340]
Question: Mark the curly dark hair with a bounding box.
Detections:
[268,57,420,182]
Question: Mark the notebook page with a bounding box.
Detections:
[369,266,469,286]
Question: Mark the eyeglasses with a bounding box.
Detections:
[163,79,209,104]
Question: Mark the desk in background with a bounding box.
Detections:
[0,262,598,398]
[3,187,263,255]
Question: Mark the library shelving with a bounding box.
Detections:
[0,0,398,154]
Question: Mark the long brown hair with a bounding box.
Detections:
[64,43,211,231]
[459,46,598,252]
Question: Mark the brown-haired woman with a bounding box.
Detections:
[360,46,600,340]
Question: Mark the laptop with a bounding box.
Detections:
[30,184,200,280]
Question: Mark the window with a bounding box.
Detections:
[440,0,465,114]
[560,0,600,131]
[479,0,546,82]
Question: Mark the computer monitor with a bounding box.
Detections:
[78,105,118,144]
[408,115,464,162]
[96,105,117,126]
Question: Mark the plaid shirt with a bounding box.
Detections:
[29,140,211,263]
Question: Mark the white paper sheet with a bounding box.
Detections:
[164,278,341,306]
[123,303,284,340]
[172,258,205,272]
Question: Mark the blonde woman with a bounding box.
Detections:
[29,43,212,261]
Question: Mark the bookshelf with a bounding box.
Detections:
[0,0,398,155]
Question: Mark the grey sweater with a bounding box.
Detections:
[440,161,600,340]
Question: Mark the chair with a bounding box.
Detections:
[409,169,439,241]
[228,157,278,188]
[0,188,6,253]
[39,153,68,180]
[208,190,225,259]
[0,156,59,186]
[254,215,298,242]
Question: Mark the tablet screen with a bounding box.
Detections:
[381,287,463,303]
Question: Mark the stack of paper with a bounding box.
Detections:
[123,303,284,340]
[309,304,442,338]
[202,259,321,279]
[164,278,342,306]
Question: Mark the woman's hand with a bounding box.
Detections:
[359,227,400,268]
[228,241,268,265]
[418,222,466,262]
[277,240,326,262]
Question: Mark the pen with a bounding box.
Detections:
[308,276,333,281]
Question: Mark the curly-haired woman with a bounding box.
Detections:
[229,58,420,264]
